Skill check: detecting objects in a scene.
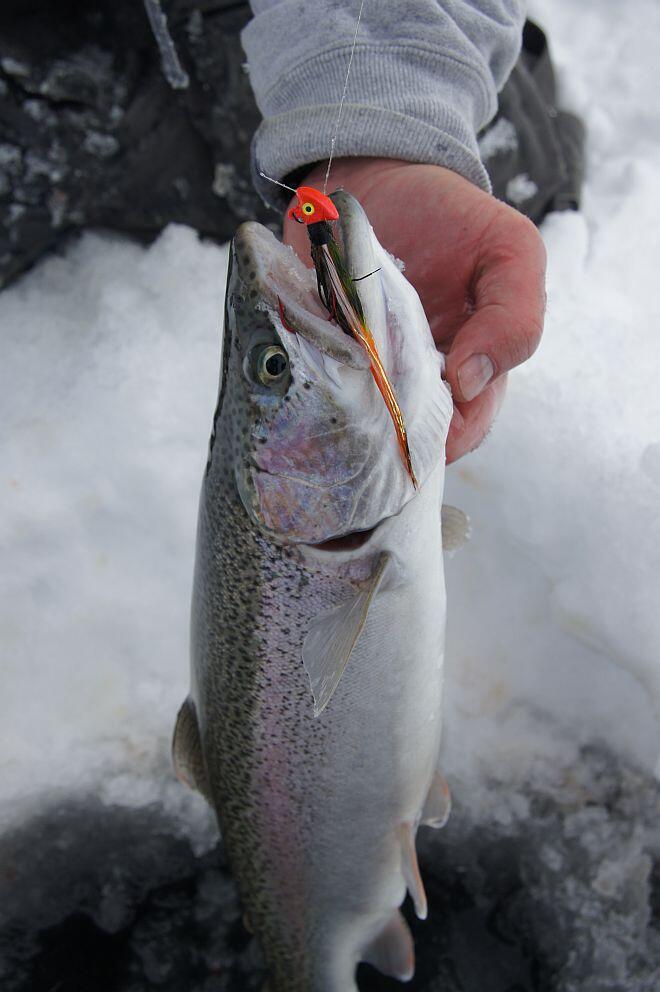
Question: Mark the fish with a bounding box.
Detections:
[173,190,468,991]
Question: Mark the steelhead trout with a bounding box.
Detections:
[174,192,467,991]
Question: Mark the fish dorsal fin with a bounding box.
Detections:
[362,910,414,981]
[172,698,212,803]
[399,822,428,920]
[441,504,471,553]
[421,770,452,829]
[302,552,390,717]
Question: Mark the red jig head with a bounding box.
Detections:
[288,186,339,226]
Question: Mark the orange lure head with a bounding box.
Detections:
[288,186,339,226]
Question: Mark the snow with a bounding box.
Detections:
[505,171,537,204]
[478,117,518,159]
[442,195,660,796]
[0,57,30,79]
[0,0,659,982]
[82,130,120,159]
[441,0,660,796]
[0,226,222,846]
[0,142,22,170]
[213,162,238,198]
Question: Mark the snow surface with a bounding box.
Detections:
[477,117,518,159]
[442,0,660,798]
[0,226,221,846]
[505,172,537,205]
[0,0,659,957]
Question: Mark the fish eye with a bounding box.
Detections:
[254,344,289,386]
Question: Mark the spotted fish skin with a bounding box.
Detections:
[182,194,454,991]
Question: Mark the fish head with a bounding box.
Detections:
[216,193,453,545]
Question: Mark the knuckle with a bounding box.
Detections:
[499,315,543,372]
[518,315,544,364]
[513,214,547,266]
[514,211,540,243]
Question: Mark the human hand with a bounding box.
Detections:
[283,158,546,464]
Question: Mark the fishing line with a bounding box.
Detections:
[258,172,298,194]
[323,0,366,194]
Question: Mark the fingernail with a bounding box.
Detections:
[457,354,494,402]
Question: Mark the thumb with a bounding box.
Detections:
[444,222,546,403]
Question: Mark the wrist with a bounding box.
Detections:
[298,157,478,200]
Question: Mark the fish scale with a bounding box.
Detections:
[174,192,459,990]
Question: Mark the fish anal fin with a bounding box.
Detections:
[172,698,211,803]
[362,910,414,982]
[441,504,471,553]
[421,770,452,829]
[302,552,390,717]
[399,822,428,921]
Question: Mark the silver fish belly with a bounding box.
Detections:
[174,192,459,991]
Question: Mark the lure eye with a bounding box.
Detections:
[255,345,289,386]
[302,202,315,216]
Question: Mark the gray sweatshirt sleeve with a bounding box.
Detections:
[243,0,525,210]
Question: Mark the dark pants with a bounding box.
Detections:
[0,3,583,289]
[481,21,585,223]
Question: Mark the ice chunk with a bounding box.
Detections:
[142,0,190,90]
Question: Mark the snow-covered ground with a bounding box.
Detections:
[444,0,660,792]
[1,0,659,974]
[0,226,221,846]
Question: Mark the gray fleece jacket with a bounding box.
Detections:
[243,0,525,210]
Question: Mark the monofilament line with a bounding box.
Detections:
[258,172,298,195]
[323,0,366,194]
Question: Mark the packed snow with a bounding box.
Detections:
[477,117,518,159]
[0,226,222,846]
[1,0,659,986]
[443,0,660,795]
[505,171,537,204]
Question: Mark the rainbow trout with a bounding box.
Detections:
[174,191,467,990]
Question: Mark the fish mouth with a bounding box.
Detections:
[311,523,378,552]
[232,222,369,371]
[233,193,398,376]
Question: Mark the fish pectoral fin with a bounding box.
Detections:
[400,822,428,920]
[362,910,414,981]
[172,698,212,803]
[441,504,471,553]
[421,770,452,829]
[302,551,390,718]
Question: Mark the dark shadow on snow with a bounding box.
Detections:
[1,747,658,992]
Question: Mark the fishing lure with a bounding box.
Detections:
[289,185,417,488]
